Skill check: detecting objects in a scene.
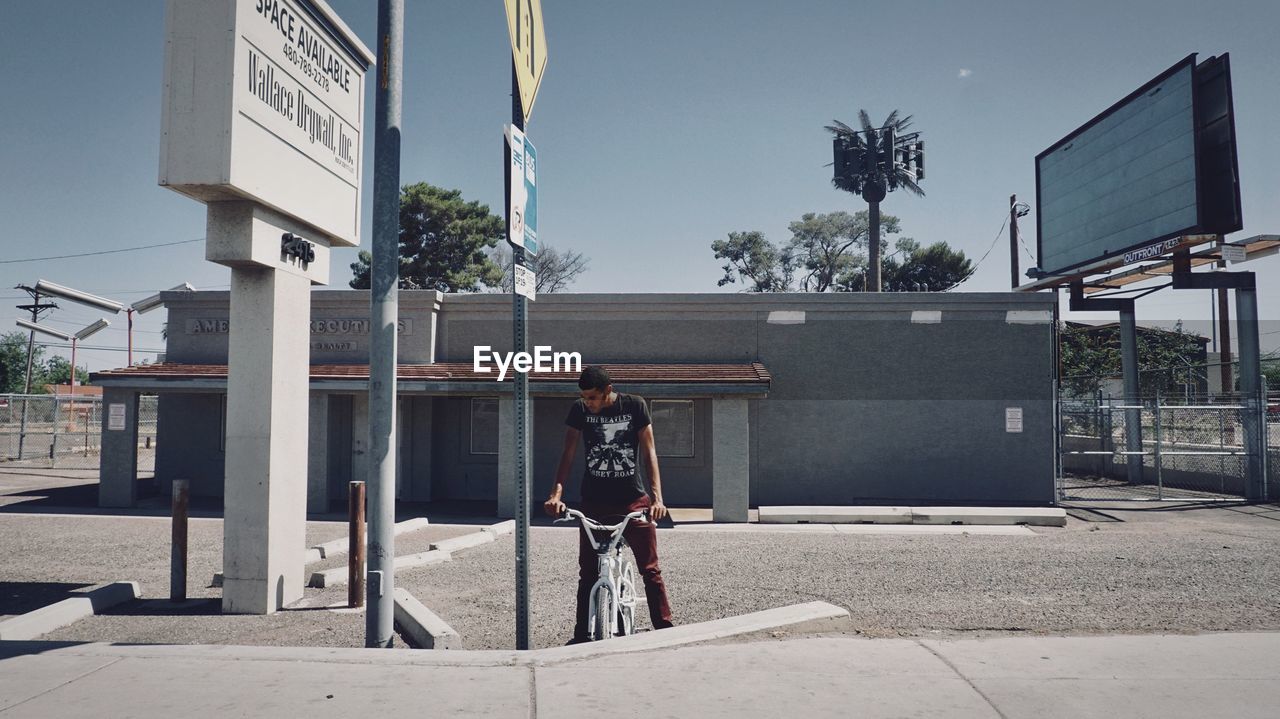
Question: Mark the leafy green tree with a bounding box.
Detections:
[43,356,89,388]
[827,110,925,291]
[712,231,797,292]
[1059,322,1208,396]
[0,331,46,394]
[789,211,897,292]
[837,238,972,292]
[350,183,505,292]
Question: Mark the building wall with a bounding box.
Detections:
[153,290,1056,507]
[155,393,226,498]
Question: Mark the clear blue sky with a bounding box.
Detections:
[3,0,1279,372]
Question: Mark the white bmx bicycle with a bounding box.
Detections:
[556,507,647,640]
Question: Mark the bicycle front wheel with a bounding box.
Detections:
[592,585,614,641]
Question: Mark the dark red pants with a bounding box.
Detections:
[576,494,673,637]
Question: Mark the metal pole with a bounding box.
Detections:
[17,292,39,461]
[170,479,189,601]
[509,61,532,651]
[69,339,77,397]
[1120,307,1143,486]
[127,308,134,366]
[868,200,881,292]
[349,481,366,609]
[1009,194,1019,289]
[1216,238,1232,396]
[367,0,402,648]
[1236,286,1262,501]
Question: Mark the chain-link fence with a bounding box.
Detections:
[0,394,157,472]
[1059,360,1275,501]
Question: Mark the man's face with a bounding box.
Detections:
[580,386,613,414]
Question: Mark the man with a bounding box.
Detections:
[544,365,674,642]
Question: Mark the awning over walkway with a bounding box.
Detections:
[91,362,772,396]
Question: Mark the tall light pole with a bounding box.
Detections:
[70,319,111,395]
[129,283,194,365]
[12,319,72,461]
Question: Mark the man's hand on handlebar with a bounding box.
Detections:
[544,496,566,518]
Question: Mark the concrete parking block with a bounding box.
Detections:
[0,582,140,641]
[758,506,912,524]
[311,516,430,560]
[394,549,453,572]
[483,520,515,536]
[393,588,461,649]
[911,506,1066,526]
[430,531,496,554]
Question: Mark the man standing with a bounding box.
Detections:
[544,365,674,642]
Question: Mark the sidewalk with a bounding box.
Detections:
[2,631,1277,718]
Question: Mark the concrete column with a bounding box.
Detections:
[712,397,750,523]
[1119,307,1144,486]
[221,267,311,615]
[497,396,515,519]
[98,388,139,508]
[1236,287,1264,501]
[307,393,329,514]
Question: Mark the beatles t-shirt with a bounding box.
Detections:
[565,393,652,504]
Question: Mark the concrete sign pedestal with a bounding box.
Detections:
[222,266,312,613]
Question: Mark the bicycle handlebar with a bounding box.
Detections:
[554,507,649,534]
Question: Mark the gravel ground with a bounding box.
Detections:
[5,501,1280,651]
[402,504,1280,650]
[0,511,470,647]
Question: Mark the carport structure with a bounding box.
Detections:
[91,362,770,522]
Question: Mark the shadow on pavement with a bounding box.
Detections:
[0,581,95,617]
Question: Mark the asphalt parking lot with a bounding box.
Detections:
[3,469,1279,650]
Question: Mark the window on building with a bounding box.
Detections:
[470,397,499,455]
[650,400,694,457]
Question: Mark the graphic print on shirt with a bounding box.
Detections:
[586,419,636,477]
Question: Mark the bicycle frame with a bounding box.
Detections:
[556,508,647,640]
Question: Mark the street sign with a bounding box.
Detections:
[504,0,548,122]
[514,263,536,300]
[506,125,539,256]
[1222,244,1247,263]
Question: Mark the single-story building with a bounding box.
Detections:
[93,290,1058,517]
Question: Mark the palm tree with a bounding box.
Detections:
[826,110,925,291]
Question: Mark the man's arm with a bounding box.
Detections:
[638,425,667,521]
[543,427,579,516]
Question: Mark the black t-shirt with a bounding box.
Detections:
[565,393,652,504]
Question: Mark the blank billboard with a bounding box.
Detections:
[1035,54,1241,277]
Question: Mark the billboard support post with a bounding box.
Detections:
[1119,308,1144,486]
[1236,287,1263,500]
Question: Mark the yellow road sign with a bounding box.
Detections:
[504,0,548,122]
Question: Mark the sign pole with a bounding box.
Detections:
[509,60,532,651]
[367,0,403,648]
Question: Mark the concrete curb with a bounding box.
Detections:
[308,550,453,588]
[483,520,515,536]
[392,588,461,649]
[911,506,1067,526]
[533,601,852,662]
[758,505,1067,527]
[759,506,911,524]
[0,582,140,641]
[430,531,496,554]
[312,517,431,560]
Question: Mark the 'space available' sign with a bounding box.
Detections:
[160,0,374,247]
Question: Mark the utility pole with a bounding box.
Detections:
[367,0,403,648]
[1010,195,1020,289]
[13,285,56,461]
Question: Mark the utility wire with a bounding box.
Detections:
[940,214,1010,292]
[0,238,203,265]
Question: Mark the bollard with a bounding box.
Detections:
[171,479,189,602]
[349,481,366,608]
